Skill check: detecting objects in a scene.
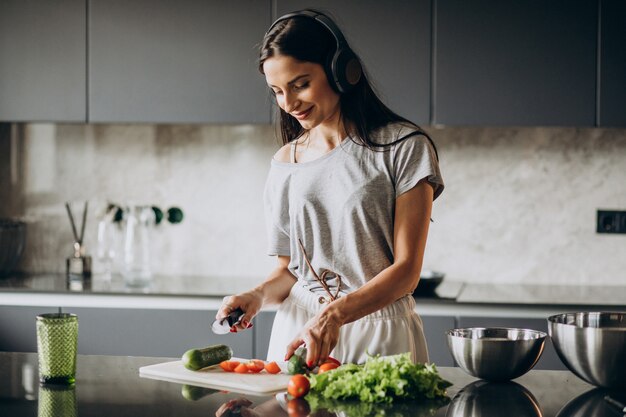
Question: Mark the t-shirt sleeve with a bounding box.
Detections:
[263,166,291,256]
[392,132,444,200]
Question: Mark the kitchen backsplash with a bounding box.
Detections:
[1,123,625,285]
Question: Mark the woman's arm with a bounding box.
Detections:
[216,256,296,331]
[286,179,434,366]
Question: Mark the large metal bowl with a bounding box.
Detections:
[548,312,626,389]
[446,327,547,381]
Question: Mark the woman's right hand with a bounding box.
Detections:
[216,288,264,332]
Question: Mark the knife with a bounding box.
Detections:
[211,307,244,335]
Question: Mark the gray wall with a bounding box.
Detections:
[1,123,625,286]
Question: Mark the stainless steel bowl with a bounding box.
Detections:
[548,312,626,389]
[446,327,547,381]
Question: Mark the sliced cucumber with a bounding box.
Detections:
[182,344,233,370]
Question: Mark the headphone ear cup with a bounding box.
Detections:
[330,49,362,93]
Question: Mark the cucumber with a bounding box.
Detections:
[182,344,233,370]
[287,346,309,375]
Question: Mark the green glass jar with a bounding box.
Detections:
[36,313,78,385]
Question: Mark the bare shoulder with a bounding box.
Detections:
[273,142,292,163]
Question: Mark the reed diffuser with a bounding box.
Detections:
[65,201,92,280]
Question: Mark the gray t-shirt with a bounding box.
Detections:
[263,122,444,295]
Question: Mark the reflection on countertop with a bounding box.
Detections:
[0,352,613,417]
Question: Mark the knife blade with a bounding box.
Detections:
[211,307,244,335]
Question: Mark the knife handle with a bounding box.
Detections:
[226,307,244,327]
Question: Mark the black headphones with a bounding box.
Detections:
[266,10,363,94]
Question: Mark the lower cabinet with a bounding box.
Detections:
[0,305,573,370]
[0,306,253,358]
[421,316,456,367]
[457,316,566,371]
[253,311,276,361]
[251,311,457,367]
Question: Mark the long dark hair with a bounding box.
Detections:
[259,11,434,154]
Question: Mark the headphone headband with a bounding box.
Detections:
[265,9,362,93]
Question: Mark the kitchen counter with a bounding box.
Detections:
[1,351,617,417]
[0,273,624,318]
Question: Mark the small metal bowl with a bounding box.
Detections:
[446,327,547,381]
[548,312,626,389]
[413,270,445,295]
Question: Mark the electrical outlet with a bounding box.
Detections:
[597,210,626,234]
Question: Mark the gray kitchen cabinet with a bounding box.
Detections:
[434,0,597,126]
[275,0,431,125]
[253,311,456,366]
[253,311,276,360]
[88,0,271,123]
[599,0,626,127]
[0,0,86,122]
[0,305,253,358]
[457,316,566,371]
[421,316,455,366]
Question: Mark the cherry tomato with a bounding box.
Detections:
[287,374,310,398]
[219,360,240,372]
[325,356,341,366]
[264,361,281,374]
[234,363,249,374]
[287,398,311,417]
[245,360,264,373]
[318,362,340,373]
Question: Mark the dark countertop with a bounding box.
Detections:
[1,352,619,417]
[1,273,625,310]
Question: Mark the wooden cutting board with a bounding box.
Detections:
[139,358,292,395]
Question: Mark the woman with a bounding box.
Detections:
[216,9,443,368]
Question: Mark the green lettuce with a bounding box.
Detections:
[307,353,452,404]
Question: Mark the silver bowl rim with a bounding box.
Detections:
[446,327,547,340]
[547,312,626,331]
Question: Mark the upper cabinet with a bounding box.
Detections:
[599,0,626,127]
[0,0,86,122]
[433,0,598,126]
[88,0,271,124]
[276,0,432,125]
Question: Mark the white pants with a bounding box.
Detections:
[266,280,429,364]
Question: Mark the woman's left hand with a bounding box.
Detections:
[285,307,343,368]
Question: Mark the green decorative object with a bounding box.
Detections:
[151,206,164,225]
[167,207,184,224]
[38,384,76,417]
[36,313,78,385]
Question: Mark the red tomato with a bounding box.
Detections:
[264,361,281,374]
[318,362,339,373]
[219,360,240,372]
[325,356,341,366]
[287,374,310,398]
[246,360,264,373]
[234,363,249,374]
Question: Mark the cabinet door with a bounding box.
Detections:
[65,307,253,358]
[421,316,456,366]
[253,311,275,361]
[434,0,597,126]
[0,306,253,358]
[457,316,566,371]
[0,0,86,122]
[89,0,271,123]
[276,1,431,125]
[599,0,626,127]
